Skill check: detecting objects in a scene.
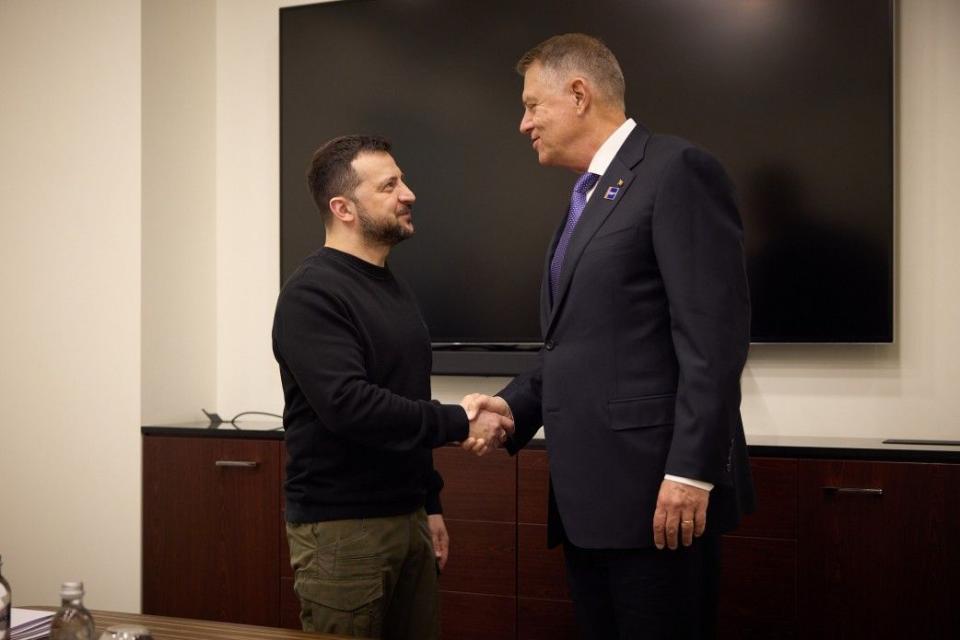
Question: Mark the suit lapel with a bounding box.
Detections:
[543,125,651,336]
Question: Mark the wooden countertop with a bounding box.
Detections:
[28,609,351,640]
[143,423,960,463]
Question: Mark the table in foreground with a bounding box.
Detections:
[30,609,352,640]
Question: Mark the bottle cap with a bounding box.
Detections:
[60,581,85,599]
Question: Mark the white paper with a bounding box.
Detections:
[11,608,52,626]
[10,607,54,640]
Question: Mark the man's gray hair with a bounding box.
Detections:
[516,33,625,110]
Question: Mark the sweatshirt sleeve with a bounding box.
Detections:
[274,276,469,452]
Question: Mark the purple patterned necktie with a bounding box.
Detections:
[550,171,600,301]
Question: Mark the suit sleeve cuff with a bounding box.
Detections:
[664,474,714,492]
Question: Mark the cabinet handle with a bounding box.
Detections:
[822,486,883,496]
[214,460,259,468]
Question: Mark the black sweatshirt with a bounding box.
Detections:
[272,247,469,523]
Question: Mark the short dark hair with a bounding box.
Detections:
[516,33,625,110]
[306,135,392,222]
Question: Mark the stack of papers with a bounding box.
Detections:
[10,608,54,640]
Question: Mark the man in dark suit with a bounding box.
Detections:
[465,34,754,638]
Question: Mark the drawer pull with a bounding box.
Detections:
[822,486,883,496]
[215,460,259,468]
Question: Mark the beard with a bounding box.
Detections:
[357,203,414,247]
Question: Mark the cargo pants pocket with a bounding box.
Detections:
[296,574,384,638]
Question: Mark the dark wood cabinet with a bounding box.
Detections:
[143,429,960,638]
[277,448,299,629]
[433,447,517,640]
[511,450,960,640]
[516,449,578,640]
[718,457,798,639]
[798,460,960,639]
[142,435,282,626]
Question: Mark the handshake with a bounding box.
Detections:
[458,393,515,456]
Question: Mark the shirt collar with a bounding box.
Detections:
[587,118,637,178]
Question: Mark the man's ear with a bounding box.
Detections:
[570,77,590,114]
[328,196,355,223]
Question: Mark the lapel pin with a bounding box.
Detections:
[617,179,624,186]
[603,186,620,200]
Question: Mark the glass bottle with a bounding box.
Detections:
[0,555,11,640]
[49,581,95,640]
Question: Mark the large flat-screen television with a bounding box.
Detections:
[280,0,894,374]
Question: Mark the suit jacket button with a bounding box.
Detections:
[545,340,555,350]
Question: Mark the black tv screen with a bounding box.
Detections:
[280,0,894,371]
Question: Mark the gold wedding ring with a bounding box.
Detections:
[681,520,694,525]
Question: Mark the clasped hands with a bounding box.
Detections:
[458,393,514,456]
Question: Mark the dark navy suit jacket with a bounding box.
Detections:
[500,124,755,549]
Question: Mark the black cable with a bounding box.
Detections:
[202,409,283,431]
[230,411,283,430]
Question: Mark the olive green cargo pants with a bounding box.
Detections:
[286,508,439,639]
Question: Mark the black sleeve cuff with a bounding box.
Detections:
[425,491,443,515]
[435,402,470,445]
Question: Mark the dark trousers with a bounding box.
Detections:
[563,534,721,640]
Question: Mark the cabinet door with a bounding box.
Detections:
[517,449,578,640]
[434,446,517,639]
[718,457,798,639]
[799,460,960,639]
[278,447,301,629]
[440,591,516,640]
[143,436,282,626]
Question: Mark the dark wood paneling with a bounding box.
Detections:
[517,524,569,600]
[434,446,516,522]
[280,447,293,578]
[279,576,301,630]
[521,452,800,536]
[717,537,796,639]
[440,591,516,640]
[280,510,293,578]
[142,436,281,626]
[799,460,960,639]
[145,432,960,640]
[440,520,516,596]
[729,457,797,540]
[518,597,578,640]
[518,449,550,525]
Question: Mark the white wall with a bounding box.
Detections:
[0,0,142,611]
[214,0,960,441]
[141,0,217,424]
[214,0,331,415]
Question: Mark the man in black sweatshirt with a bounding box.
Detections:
[272,135,513,639]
